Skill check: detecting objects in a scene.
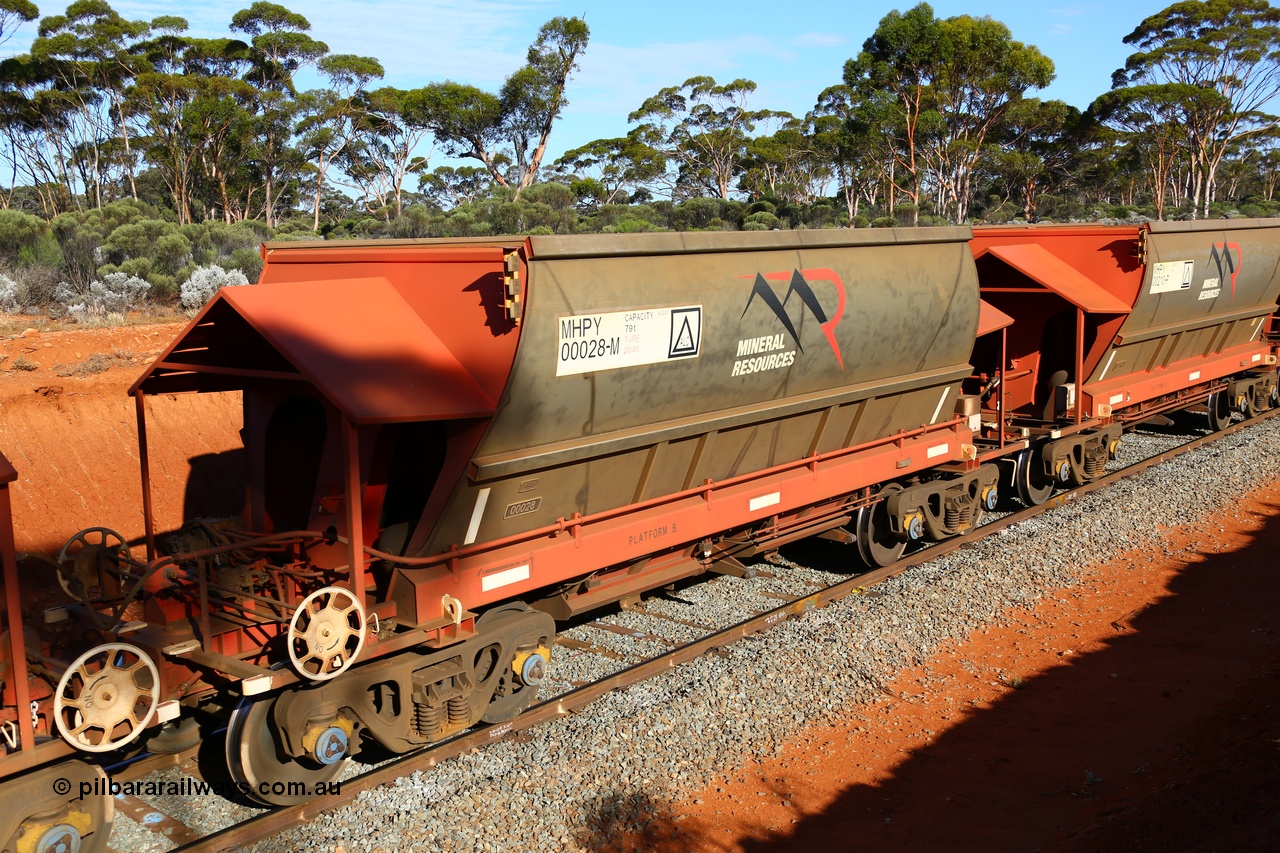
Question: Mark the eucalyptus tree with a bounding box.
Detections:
[418,164,493,210]
[0,51,79,213]
[845,3,1053,224]
[296,52,383,231]
[340,86,431,220]
[548,132,667,210]
[1091,85,1190,218]
[231,2,326,224]
[628,76,774,200]
[811,84,885,226]
[985,98,1077,221]
[925,13,1053,221]
[0,0,39,207]
[739,115,835,205]
[29,1,152,206]
[843,4,941,223]
[1112,0,1280,218]
[129,20,254,224]
[408,16,588,196]
[0,0,36,45]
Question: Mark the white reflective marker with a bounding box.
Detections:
[481,564,530,592]
[464,488,491,545]
[749,492,781,512]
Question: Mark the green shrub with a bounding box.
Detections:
[153,232,193,275]
[225,247,264,282]
[116,257,153,279]
[743,211,780,230]
[0,210,50,265]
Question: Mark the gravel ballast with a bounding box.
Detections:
[107,415,1280,852]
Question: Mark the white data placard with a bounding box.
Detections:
[556,305,702,376]
[1149,260,1194,294]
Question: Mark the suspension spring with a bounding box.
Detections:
[944,501,973,530]
[1084,451,1105,478]
[413,702,441,738]
[447,695,470,727]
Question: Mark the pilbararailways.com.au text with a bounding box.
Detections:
[56,776,341,799]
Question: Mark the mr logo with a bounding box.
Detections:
[1210,242,1243,299]
[740,268,847,369]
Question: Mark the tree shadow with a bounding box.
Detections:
[576,790,717,853]
[729,499,1280,852]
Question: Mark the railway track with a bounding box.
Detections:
[102,409,1276,853]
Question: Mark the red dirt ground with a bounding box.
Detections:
[601,485,1280,852]
[0,321,243,555]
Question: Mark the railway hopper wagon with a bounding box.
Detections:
[967,220,1280,506]
[0,228,994,816]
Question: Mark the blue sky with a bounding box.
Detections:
[9,0,1177,167]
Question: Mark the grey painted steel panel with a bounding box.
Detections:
[1087,219,1280,385]
[418,229,980,555]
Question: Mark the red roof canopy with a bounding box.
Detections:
[133,277,495,424]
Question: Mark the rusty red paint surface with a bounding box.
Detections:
[982,243,1134,315]
[977,300,1015,337]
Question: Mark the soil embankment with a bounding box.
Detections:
[0,322,243,555]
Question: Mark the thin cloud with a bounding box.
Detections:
[109,0,558,87]
[570,35,797,117]
[793,32,847,48]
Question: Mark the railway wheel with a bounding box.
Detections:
[4,762,112,853]
[226,692,347,806]
[288,586,367,682]
[855,485,907,569]
[477,603,554,724]
[1206,390,1233,431]
[54,643,159,753]
[1013,446,1054,507]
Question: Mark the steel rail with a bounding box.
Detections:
[164,409,1277,852]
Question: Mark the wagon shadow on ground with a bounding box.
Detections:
[723,499,1280,853]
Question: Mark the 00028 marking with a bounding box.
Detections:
[560,337,621,363]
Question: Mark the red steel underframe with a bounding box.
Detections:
[1083,340,1271,417]
[393,418,976,617]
